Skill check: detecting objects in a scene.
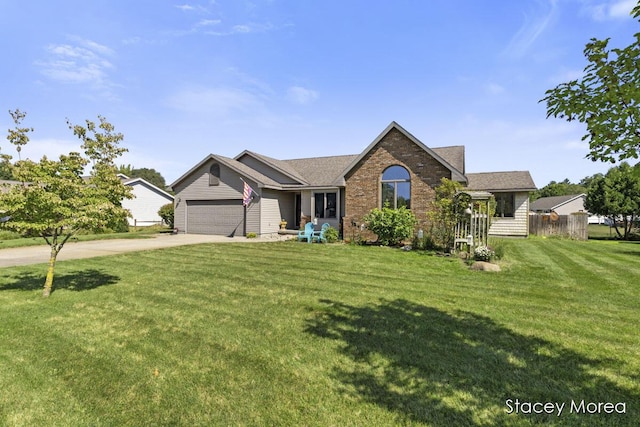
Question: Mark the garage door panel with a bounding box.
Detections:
[187,200,243,235]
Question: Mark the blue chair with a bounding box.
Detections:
[297,222,315,243]
[312,223,330,243]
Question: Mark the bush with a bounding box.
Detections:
[158,203,174,229]
[246,232,257,239]
[363,205,417,246]
[324,226,339,243]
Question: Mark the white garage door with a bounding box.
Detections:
[186,200,244,235]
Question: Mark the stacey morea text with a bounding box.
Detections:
[505,398,626,416]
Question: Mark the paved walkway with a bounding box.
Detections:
[0,233,290,267]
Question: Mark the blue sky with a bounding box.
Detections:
[1,0,638,187]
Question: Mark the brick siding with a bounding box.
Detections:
[343,128,452,242]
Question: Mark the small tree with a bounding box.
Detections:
[428,178,464,251]
[0,111,132,297]
[158,203,174,229]
[363,205,417,246]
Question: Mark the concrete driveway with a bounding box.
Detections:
[0,233,290,268]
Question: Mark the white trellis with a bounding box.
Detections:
[453,191,494,253]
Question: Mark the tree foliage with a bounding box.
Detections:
[542,3,640,163]
[118,164,167,190]
[363,205,417,246]
[427,178,465,251]
[531,179,587,201]
[0,111,132,297]
[585,162,640,239]
[158,203,174,229]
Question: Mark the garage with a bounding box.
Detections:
[186,200,244,235]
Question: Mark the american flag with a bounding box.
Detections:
[242,181,254,206]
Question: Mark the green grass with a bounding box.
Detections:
[0,238,638,426]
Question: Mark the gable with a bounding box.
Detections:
[342,121,467,184]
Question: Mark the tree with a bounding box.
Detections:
[531,179,587,201]
[0,111,132,297]
[427,178,465,251]
[118,164,167,190]
[585,162,640,239]
[158,203,174,229]
[542,3,640,163]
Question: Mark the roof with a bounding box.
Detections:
[283,154,358,187]
[235,150,309,185]
[339,121,467,183]
[466,171,537,192]
[123,177,175,201]
[530,194,586,212]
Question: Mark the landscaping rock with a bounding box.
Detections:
[469,261,501,272]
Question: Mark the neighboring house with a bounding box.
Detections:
[529,193,604,224]
[170,121,536,237]
[119,174,175,226]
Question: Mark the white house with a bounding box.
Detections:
[120,175,174,226]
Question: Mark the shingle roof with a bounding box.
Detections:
[283,155,358,187]
[432,146,465,175]
[235,150,309,184]
[466,171,536,192]
[530,194,585,211]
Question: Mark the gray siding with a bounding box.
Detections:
[237,156,300,184]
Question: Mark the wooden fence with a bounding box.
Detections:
[529,212,588,240]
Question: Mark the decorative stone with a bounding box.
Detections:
[469,261,501,272]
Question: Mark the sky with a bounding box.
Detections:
[1,0,639,188]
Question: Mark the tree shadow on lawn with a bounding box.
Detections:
[305,299,637,426]
[0,269,120,293]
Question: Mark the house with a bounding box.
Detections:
[529,193,604,224]
[170,122,536,238]
[119,175,175,226]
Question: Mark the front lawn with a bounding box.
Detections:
[0,238,638,426]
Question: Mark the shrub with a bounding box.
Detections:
[246,232,257,239]
[474,245,495,262]
[323,226,339,243]
[363,205,417,246]
[158,203,174,229]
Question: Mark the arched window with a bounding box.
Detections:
[381,165,410,209]
[209,163,220,186]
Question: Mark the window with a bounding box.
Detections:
[381,165,410,209]
[314,192,337,218]
[494,193,515,217]
[209,163,220,186]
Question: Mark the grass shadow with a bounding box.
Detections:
[0,269,120,293]
[305,298,636,426]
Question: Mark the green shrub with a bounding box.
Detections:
[246,232,257,239]
[324,226,339,243]
[411,233,437,251]
[158,203,174,229]
[363,205,417,246]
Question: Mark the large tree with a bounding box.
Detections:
[542,3,640,163]
[118,165,167,189]
[531,178,587,201]
[0,111,132,297]
[585,162,640,239]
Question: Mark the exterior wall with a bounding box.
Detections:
[554,197,586,215]
[173,159,259,234]
[237,156,300,184]
[343,127,453,240]
[123,182,173,226]
[260,189,295,235]
[489,192,530,237]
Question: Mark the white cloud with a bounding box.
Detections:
[166,87,262,115]
[503,0,558,58]
[581,0,636,20]
[287,86,319,105]
[36,37,118,99]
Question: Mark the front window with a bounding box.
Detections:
[494,193,515,217]
[314,192,337,218]
[381,165,410,209]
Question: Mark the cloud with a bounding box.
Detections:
[581,0,636,20]
[36,37,119,99]
[503,0,558,58]
[287,86,319,105]
[166,87,262,115]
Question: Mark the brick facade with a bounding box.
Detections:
[343,127,452,241]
